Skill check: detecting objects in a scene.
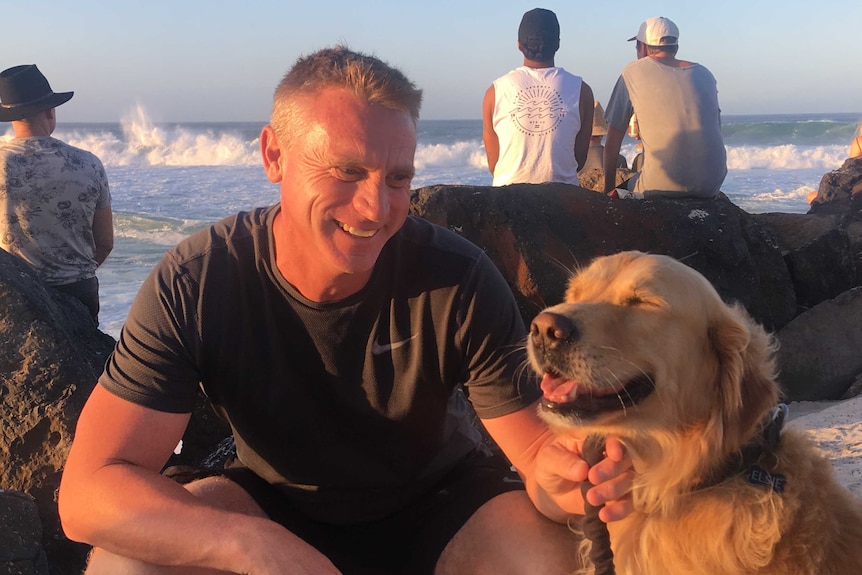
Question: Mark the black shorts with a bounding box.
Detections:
[52,276,99,323]
[168,450,524,575]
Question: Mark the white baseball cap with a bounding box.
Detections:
[628,16,679,46]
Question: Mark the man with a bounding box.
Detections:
[59,46,632,575]
[603,17,727,199]
[580,100,628,173]
[0,65,113,323]
[483,8,594,186]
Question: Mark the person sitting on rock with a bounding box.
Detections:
[603,17,727,199]
[483,8,594,186]
[850,123,862,159]
[579,100,628,173]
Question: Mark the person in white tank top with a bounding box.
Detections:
[482,8,594,186]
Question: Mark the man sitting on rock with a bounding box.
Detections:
[602,17,727,199]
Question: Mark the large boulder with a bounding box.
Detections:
[752,212,859,310]
[0,249,115,574]
[753,157,862,311]
[410,184,797,331]
[775,287,862,401]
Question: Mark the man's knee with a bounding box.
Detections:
[182,475,266,517]
[435,491,582,575]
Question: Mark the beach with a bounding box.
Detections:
[788,397,862,496]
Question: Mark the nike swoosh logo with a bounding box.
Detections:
[372,334,417,355]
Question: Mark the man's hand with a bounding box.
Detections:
[583,437,634,522]
[535,435,633,522]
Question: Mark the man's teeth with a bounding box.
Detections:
[340,223,376,238]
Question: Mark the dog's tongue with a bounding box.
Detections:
[540,373,578,403]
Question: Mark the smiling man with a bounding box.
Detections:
[59,46,633,575]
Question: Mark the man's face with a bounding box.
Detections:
[262,87,417,295]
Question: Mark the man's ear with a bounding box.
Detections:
[260,124,283,183]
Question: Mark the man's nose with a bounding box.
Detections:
[353,176,390,220]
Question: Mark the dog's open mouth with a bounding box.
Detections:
[540,372,655,419]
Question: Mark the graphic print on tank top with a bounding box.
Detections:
[510,84,566,135]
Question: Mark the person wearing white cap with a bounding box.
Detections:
[602,16,727,199]
[483,8,595,186]
[0,64,113,323]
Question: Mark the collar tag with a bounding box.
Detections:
[747,464,786,494]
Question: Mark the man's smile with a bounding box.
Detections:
[337,220,377,238]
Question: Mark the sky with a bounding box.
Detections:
[4,0,860,123]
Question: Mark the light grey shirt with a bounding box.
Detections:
[605,57,727,198]
[0,136,111,284]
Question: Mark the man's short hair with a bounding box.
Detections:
[270,45,423,145]
[518,8,560,61]
[645,42,679,56]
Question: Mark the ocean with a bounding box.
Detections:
[4,107,859,338]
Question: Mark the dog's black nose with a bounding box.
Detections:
[530,311,578,347]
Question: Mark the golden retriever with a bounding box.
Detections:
[527,251,862,575]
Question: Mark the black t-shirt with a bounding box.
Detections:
[101,206,538,523]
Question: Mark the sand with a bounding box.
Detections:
[787,396,862,497]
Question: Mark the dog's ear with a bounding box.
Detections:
[708,303,779,449]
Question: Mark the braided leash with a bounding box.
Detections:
[580,434,616,575]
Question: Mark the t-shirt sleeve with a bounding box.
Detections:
[99,251,202,413]
[605,75,633,132]
[457,252,540,418]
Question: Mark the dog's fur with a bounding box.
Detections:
[527,251,862,575]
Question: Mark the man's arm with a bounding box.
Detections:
[481,402,633,523]
[92,206,114,266]
[482,85,500,176]
[59,386,338,573]
[603,125,626,194]
[575,82,595,171]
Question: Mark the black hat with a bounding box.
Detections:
[0,65,74,122]
[518,8,560,44]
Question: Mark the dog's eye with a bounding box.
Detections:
[624,295,644,306]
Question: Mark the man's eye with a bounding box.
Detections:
[334,167,363,180]
[387,173,413,188]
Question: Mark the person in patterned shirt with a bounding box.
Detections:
[0,64,112,323]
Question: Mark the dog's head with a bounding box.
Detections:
[528,251,779,453]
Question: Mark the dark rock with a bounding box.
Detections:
[1,248,233,573]
[752,211,862,309]
[410,183,797,331]
[0,490,49,575]
[808,157,862,214]
[775,287,862,401]
[164,393,232,471]
[0,249,114,573]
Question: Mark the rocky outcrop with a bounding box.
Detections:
[808,157,862,214]
[0,249,115,574]
[776,287,862,401]
[410,185,797,332]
